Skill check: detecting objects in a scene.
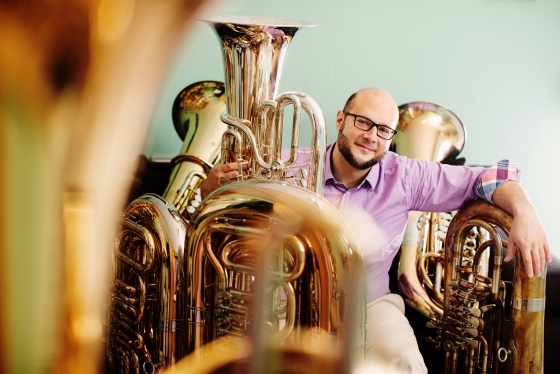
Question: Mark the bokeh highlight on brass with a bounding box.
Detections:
[0,0,210,372]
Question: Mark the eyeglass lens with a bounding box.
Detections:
[352,114,395,140]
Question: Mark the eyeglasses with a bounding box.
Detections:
[343,111,397,140]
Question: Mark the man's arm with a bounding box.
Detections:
[492,180,551,277]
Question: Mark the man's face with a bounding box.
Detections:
[335,91,397,170]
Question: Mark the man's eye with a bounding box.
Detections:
[357,118,371,126]
[379,127,390,135]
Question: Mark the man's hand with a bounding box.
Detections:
[504,202,551,277]
[200,162,247,200]
[493,181,551,277]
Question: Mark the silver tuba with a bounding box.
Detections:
[107,16,366,373]
[178,15,365,362]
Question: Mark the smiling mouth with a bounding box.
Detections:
[356,143,375,152]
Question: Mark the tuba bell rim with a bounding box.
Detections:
[396,101,467,159]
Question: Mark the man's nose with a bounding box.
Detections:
[362,126,379,142]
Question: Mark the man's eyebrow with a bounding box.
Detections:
[356,113,390,127]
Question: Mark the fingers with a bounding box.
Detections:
[544,241,552,264]
[200,162,247,199]
[530,247,542,278]
[506,211,550,278]
[507,243,549,278]
[504,239,516,263]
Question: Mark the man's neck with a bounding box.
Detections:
[331,143,371,189]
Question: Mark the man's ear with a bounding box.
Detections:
[335,110,344,131]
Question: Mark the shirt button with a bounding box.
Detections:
[346,191,350,195]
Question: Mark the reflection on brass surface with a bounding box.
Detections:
[172,81,226,141]
[0,0,210,373]
[164,81,227,218]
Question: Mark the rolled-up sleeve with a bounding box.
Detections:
[475,159,521,203]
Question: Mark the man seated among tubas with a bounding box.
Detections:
[200,87,551,373]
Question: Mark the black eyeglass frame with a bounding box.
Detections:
[343,111,397,140]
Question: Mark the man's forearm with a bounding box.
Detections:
[491,180,534,216]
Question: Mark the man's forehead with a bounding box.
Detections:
[351,92,398,125]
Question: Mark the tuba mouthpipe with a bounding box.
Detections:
[221,128,244,163]
[221,113,271,169]
[205,232,228,291]
[273,93,302,165]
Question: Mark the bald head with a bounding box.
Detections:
[343,88,399,128]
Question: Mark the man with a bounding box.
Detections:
[201,88,551,373]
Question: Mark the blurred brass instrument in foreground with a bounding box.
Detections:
[392,102,545,373]
[108,16,366,373]
[0,1,210,373]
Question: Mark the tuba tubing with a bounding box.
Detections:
[107,194,188,373]
[180,180,366,358]
[441,200,545,374]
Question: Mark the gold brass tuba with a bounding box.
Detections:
[106,82,227,373]
[392,101,467,318]
[165,80,227,218]
[392,102,545,373]
[107,16,366,373]
[431,201,546,373]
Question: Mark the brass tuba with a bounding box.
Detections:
[178,14,365,362]
[392,102,546,373]
[431,201,546,373]
[392,101,467,318]
[106,82,227,373]
[165,80,227,218]
[107,16,366,373]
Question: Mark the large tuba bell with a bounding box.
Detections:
[106,16,366,373]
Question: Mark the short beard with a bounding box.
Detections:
[337,124,386,170]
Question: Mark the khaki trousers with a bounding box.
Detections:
[357,293,428,374]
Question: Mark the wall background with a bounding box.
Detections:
[144,0,560,256]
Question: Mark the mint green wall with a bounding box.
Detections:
[146,0,560,256]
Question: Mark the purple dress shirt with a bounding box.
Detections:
[287,143,520,303]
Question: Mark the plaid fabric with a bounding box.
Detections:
[476,159,521,202]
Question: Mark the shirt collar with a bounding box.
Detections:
[324,142,379,191]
